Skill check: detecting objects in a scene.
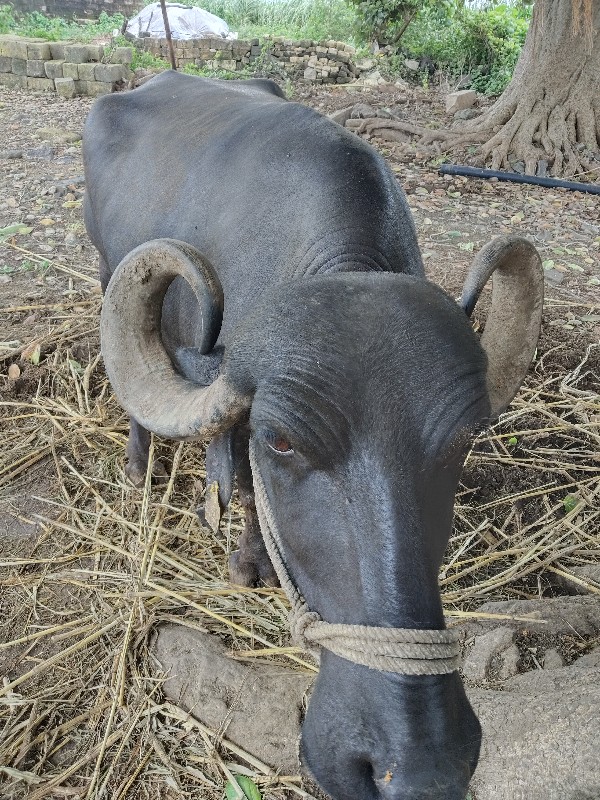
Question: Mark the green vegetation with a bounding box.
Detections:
[146,0,359,43]
[0,5,124,40]
[401,2,531,95]
[0,0,531,95]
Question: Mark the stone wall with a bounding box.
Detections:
[11,0,143,19]
[0,36,132,97]
[137,34,362,84]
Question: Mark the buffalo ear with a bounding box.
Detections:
[460,236,544,419]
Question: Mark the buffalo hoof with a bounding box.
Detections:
[125,458,169,488]
[229,550,280,589]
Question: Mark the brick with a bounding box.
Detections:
[10,39,29,59]
[49,41,72,60]
[55,77,76,98]
[94,63,125,83]
[0,72,26,89]
[26,59,46,77]
[78,62,97,81]
[110,46,133,64]
[26,41,51,60]
[44,60,64,80]
[11,58,27,76]
[87,45,104,62]
[79,80,113,97]
[64,44,90,64]
[63,63,80,80]
[0,55,11,72]
[26,77,54,91]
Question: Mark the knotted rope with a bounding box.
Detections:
[249,443,460,675]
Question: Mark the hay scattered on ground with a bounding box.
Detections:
[0,288,599,799]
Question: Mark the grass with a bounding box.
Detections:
[1,237,599,797]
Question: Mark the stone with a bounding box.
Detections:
[76,80,113,97]
[446,89,478,114]
[0,73,25,89]
[550,564,600,595]
[77,62,97,81]
[543,648,565,669]
[26,59,46,77]
[0,55,10,72]
[152,625,312,773]
[94,63,125,83]
[49,41,71,60]
[54,77,76,99]
[25,77,54,92]
[6,38,28,59]
[62,63,80,80]
[26,42,51,60]
[462,626,516,683]
[304,66,317,80]
[453,107,481,121]
[307,54,318,67]
[327,106,354,126]
[11,57,27,76]
[44,60,64,80]
[363,70,385,87]
[64,44,90,64]
[355,57,375,72]
[351,102,377,119]
[86,45,104,62]
[404,58,420,71]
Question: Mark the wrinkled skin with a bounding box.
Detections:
[81,73,520,800]
[226,275,487,798]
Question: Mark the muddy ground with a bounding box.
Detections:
[0,77,599,800]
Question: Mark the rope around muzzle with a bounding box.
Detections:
[249,443,460,676]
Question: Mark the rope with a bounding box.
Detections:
[249,442,460,675]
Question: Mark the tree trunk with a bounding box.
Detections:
[460,0,600,177]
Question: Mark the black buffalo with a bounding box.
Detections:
[83,72,543,800]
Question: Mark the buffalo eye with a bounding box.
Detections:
[265,431,294,455]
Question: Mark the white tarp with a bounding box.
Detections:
[126,3,235,40]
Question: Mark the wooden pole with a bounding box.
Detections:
[159,0,177,71]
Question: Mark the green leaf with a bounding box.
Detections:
[225,776,262,800]
[563,494,577,514]
[0,224,33,240]
[458,241,474,251]
[507,436,518,446]
[542,259,554,270]
[567,263,584,272]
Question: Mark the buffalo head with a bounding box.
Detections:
[100,235,543,800]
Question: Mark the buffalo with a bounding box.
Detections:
[83,72,543,800]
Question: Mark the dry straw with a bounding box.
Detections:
[1,283,598,798]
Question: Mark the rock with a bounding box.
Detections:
[303,66,317,81]
[152,624,312,773]
[64,232,78,247]
[544,268,565,285]
[446,89,477,115]
[550,564,600,595]
[350,103,377,119]
[543,648,565,669]
[54,78,76,99]
[453,108,481,121]
[327,106,354,126]
[152,603,600,800]
[355,57,376,72]
[469,664,600,799]
[37,127,82,144]
[0,274,12,284]
[362,70,386,87]
[462,626,517,682]
[404,59,420,71]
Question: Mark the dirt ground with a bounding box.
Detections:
[0,77,599,799]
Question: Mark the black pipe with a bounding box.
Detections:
[439,164,600,195]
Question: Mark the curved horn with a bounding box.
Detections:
[460,236,544,418]
[101,239,250,439]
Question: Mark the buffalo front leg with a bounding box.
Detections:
[125,418,169,487]
[229,427,279,588]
